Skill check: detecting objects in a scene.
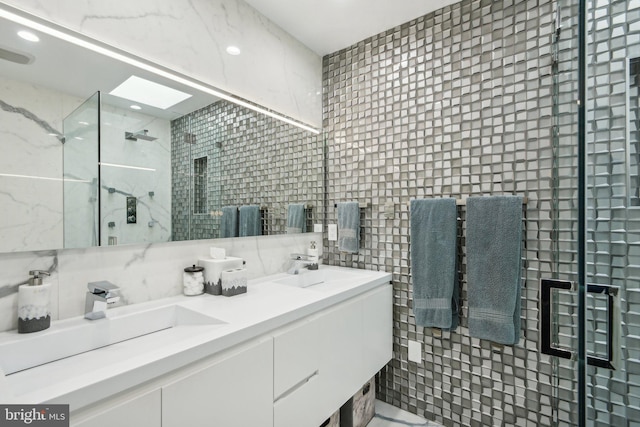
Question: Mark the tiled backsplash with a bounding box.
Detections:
[322,0,558,425]
[0,233,321,333]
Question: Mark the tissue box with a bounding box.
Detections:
[220,268,248,297]
[198,257,244,295]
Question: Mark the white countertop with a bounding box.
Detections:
[0,266,391,410]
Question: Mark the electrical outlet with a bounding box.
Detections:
[408,340,422,363]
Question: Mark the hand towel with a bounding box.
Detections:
[286,203,306,234]
[239,205,262,237]
[466,195,523,345]
[337,202,360,253]
[410,198,459,330]
[221,206,238,238]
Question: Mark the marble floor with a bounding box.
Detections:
[367,400,443,427]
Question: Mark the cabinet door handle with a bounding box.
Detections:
[273,370,319,403]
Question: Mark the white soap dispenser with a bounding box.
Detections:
[308,241,319,263]
[18,270,52,333]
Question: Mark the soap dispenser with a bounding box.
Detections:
[18,270,52,333]
[308,241,319,263]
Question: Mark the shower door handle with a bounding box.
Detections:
[585,284,619,370]
[540,279,574,360]
[540,279,619,369]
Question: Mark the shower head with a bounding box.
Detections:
[125,129,157,141]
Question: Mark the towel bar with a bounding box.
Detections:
[333,202,369,208]
[407,197,528,206]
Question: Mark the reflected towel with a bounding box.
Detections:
[221,206,238,238]
[467,195,523,345]
[239,205,262,237]
[410,198,458,330]
[286,203,306,234]
[337,202,360,253]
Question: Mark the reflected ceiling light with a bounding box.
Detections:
[226,45,241,56]
[0,172,90,183]
[100,162,156,172]
[78,121,89,126]
[130,104,142,110]
[110,75,192,110]
[74,136,84,140]
[0,6,320,134]
[17,30,39,42]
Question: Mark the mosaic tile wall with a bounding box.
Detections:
[582,0,640,425]
[171,100,323,241]
[322,0,566,425]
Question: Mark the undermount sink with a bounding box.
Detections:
[0,304,225,375]
[273,268,363,288]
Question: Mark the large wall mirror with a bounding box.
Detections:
[0,11,323,253]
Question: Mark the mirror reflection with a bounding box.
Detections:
[0,15,322,253]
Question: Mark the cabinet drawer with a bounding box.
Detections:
[273,316,321,399]
[274,372,322,427]
[162,338,274,427]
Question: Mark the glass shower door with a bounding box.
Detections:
[552,1,640,425]
[63,91,100,248]
[583,1,640,425]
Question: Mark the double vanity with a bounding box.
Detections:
[0,266,392,427]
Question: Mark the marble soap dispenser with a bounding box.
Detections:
[18,270,52,333]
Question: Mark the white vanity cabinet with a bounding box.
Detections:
[72,389,162,427]
[162,337,274,427]
[273,285,392,427]
[68,282,392,427]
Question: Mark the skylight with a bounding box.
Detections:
[109,75,192,110]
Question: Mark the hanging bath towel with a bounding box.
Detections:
[410,198,459,330]
[466,195,523,345]
[337,202,360,253]
[286,203,306,234]
[239,205,262,237]
[221,206,238,238]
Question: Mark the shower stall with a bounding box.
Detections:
[552,0,640,425]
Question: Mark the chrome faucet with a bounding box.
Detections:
[84,281,120,320]
[287,253,319,275]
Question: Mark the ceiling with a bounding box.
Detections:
[243,0,462,56]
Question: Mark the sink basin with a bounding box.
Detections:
[0,304,225,375]
[273,268,363,288]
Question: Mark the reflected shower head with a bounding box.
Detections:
[125,129,157,141]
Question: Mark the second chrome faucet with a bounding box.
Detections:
[84,281,120,320]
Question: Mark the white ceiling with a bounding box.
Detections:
[243,0,462,55]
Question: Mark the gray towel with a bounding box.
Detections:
[466,195,523,345]
[239,205,262,237]
[221,206,238,238]
[410,198,458,330]
[286,203,306,234]
[337,202,360,253]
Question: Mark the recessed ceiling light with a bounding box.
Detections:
[226,46,241,56]
[110,75,192,110]
[17,30,39,42]
[130,105,142,110]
